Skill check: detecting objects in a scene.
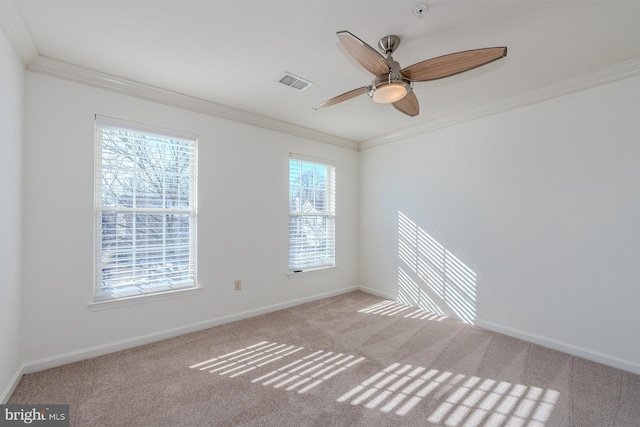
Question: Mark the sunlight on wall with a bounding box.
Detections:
[398,212,477,324]
[189,341,365,394]
[338,362,559,425]
[358,299,448,321]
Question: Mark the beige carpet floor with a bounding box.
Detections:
[9,291,640,426]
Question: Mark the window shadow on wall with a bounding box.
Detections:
[397,211,477,324]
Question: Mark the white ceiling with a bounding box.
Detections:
[5,1,640,145]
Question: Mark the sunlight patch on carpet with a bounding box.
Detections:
[252,349,365,394]
[189,341,304,377]
[190,341,365,394]
[338,363,559,425]
[358,299,448,321]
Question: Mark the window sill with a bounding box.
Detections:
[287,266,336,278]
[87,285,201,311]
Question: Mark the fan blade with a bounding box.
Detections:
[313,87,369,110]
[402,47,507,82]
[392,91,419,117]
[337,31,389,76]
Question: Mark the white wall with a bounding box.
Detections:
[0,29,24,401]
[22,73,359,368]
[16,58,640,378]
[359,75,640,374]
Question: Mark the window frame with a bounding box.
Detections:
[93,115,198,303]
[288,153,336,274]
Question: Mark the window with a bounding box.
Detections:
[94,115,197,302]
[289,154,335,272]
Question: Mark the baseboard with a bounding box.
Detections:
[475,318,640,376]
[1,363,24,403]
[356,285,395,300]
[23,286,359,374]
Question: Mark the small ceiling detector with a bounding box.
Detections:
[414,4,428,19]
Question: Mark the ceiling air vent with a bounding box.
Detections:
[278,72,313,92]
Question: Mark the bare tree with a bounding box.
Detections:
[99,129,193,289]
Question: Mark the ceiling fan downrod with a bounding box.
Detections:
[379,35,401,56]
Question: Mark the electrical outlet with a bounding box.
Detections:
[234,280,242,291]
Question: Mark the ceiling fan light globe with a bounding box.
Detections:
[372,83,408,104]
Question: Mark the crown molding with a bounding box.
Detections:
[360,55,640,151]
[0,1,38,67]
[27,55,359,151]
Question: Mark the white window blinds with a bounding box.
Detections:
[289,154,335,272]
[94,115,198,301]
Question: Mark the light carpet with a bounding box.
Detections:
[9,291,640,426]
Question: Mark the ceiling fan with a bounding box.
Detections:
[313,31,507,117]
